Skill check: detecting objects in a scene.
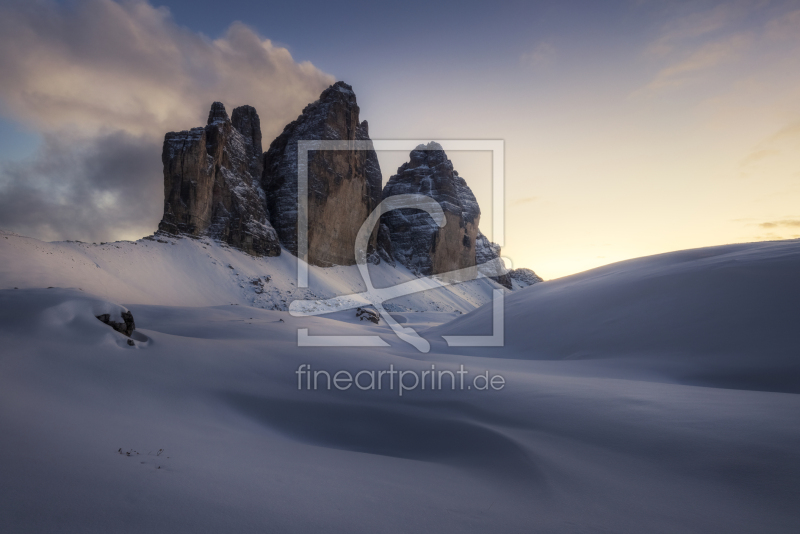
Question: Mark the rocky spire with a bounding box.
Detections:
[158,102,280,256]
[155,88,537,288]
[231,105,264,182]
[381,142,481,276]
[262,81,383,266]
[159,125,214,237]
[207,101,229,124]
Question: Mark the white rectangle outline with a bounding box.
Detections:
[296,139,504,287]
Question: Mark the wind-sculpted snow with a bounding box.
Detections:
[435,239,800,391]
[2,239,800,532]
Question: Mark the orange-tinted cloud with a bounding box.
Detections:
[0,0,334,140]
[0,0,335,242]
[758,220,800,229]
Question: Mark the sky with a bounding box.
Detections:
[0,0,799,279]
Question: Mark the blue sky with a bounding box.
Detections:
[0,118,38,160]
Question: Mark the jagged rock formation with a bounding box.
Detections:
[159,102,280,256]
[381,142,481,276]
[509,268,544,288]
[230,105,264,182]
[476,232,513,289]
[155,83,538,288]
[262,81,382,266]
[475,235,543,289]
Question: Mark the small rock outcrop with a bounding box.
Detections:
[262,81,382,266]
[96,310,135,337]
[159,102,280,256]
[509,268,544,288]
[356,307,380,324]
[381,142,481,276]
[476,232,513,289]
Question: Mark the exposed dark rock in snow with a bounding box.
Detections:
[262,81,382,266]
[356,307,380,324]
[96,310,136,337]
[249,276,270,294]
[381,142,481,276]
[509,268,544,288]
[159,102,280,257]
[370,223,395,266]
[475,232,513,289]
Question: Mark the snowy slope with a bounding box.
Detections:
[0,230,502,314]
[1,236,799,533]
[432,239,800,392]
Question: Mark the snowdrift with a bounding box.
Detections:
[433,239,800,392]
[1,234,799,533]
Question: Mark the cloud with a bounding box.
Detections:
[765,8,800,40]
[739,121,800,173]
[520,43,556,69]
[763,122,800,144]
[643,33,753,92]
[511,196,538,206]
[737,218,800,245]
[0,131,162,243]
[758,220,800,229]
[747,232,800,242]
[645,2,749,57]
[740,148,781,167]
[635,1,800,94]
[0,0,335,241]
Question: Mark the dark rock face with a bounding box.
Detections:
[207,101,229,124]
[96,310,135,337]
[356,307,380,324]
[262,81,382,266]
[372,223,395,266]
[159,126,213,236]
[231,105,263,180]
[381,142,481,276]
[509,268,544,288]
[159,102,280,257]
[153,83,539,287]
[476,232,513,289]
